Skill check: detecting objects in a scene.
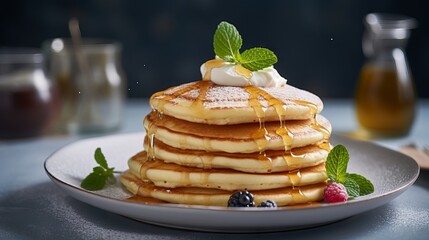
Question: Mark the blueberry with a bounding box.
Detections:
[257,200,277,208]
[227,191,255,207]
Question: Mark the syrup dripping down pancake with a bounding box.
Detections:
[122,78,332,207]
[120,171,326,207]
[127,151,328,191]
[150,81,323,125]
[144,112,332,153]
[144,137,329,173]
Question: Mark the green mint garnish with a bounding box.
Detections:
[240,48,278,72]
[213,21,278,71]
[81,148,116,191]
[346,173,375,196]
[326,145,374,198]
[326,145,349,183]
[343,178,360,198]
[213,21,242,63]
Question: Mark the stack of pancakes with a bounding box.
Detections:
[120,80,332,206]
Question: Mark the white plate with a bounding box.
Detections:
[44,132,419,232]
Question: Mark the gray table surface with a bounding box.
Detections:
[1,99,428,240]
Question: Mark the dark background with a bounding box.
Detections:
[1,0,428,98]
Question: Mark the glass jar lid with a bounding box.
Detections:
[364,13,417,39]
[0,48,43,64]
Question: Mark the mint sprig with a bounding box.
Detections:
[213,21,278,71]
[326,145,374,198]
[240,48,277,72]
[213,21,242,63]
[81,148,116,191]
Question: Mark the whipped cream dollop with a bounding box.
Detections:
[200,59,287,87]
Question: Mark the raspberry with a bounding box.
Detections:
[324,182,348,203]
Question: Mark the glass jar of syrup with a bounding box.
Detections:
[0,49,58,139]
[43,38,126,134]
[355,13,417,137]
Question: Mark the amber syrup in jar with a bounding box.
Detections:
[356,64,415,136]
[355,13,417,137]
[0,50,58,139]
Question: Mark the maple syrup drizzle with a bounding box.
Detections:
[139,158,164,180]
[287,149,306,168]
[318,141,331,152]
[201,172,210,186]
[243,87,331,191]
[288,169,300,185]
[251,121,269,152]
[147,83,199,160]
[189,81,213,169]
[126,195,167,204]
[181,172,191,186]
[200,155,214,169]
[292,99,331,152]
[235,64,253,81]
[145,112,167,160]
[291,188,308,203]
[141,64,330,205]
[148,81,214,167]
[245,85,298,173]
[254,87,294,151]
[245,85,273,171]
[191,81,212,114]
[147,130,156,160]
[203,59,225,80]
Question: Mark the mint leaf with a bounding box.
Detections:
[212,21,278,71]
[106,167,116,183]
[93,166,105,174]
[81,147,117,191]
[343,178,360,198]
[95,147,108,169]
[214,21,242,62]
[240,47,278,71]
[106,167,115,176]
[81,172,108,190]
[325,144,375,199]
[346,173,374,196]
[326,145,349,183]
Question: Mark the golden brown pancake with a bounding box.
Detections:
[121,78,332,207]
[144,138,329,173]
[120,171,326,207]
[150,81,323,125]
[127,151,328,191]
[144,112,332,153]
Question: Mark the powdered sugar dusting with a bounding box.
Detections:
[156,82,323,111]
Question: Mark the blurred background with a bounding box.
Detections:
[1,0,428,99]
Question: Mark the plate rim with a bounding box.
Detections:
[44,132,420,231]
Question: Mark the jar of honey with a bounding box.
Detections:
[0,49,58,139]
[355,13,417,137]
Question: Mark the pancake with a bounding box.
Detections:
[145,138,329,173]
[127,151,328,191]
[144,111,332,153]
[150,81,323,125]
[120,171,326,207]
[122,77,332,206]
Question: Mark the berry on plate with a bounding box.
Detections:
[257,200,277,208]
[227,191,256,207]
[324,182,348,203]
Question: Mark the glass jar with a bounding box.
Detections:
[43,39,126,134]
[0,49,58,139]
[355,13,417,137]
